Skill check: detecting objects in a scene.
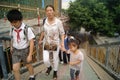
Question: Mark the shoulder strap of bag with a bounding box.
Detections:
[43,18,46,25]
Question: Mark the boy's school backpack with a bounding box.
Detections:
[11,25,35,42]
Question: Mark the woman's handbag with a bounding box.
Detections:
[44,42,57,51]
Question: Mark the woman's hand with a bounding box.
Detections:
[60,42,65,51]
[61,42,64,48]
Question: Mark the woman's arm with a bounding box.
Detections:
[60,34,65,49]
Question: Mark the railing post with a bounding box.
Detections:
[105,46,109,67]
[18,4,20,11]
[96,47,98,60]
[0,43,8,79]
[35,38,40,61]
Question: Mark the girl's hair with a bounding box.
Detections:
[45,5,55,11]
[7,9,23,22]
[68,36,81,49]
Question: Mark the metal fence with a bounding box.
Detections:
[0,0,55,19]
[0,33,41,79]
[88,42,120,80]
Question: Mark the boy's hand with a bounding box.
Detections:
[27,54,32,63]
[39,40,43,47]
[10,47,13,54]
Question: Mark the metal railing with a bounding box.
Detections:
[88,42,120,80]
[0,4,45,19]
[0,0,61,19]
[0,33,42,79]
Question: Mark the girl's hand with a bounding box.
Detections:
[69,62,74,65]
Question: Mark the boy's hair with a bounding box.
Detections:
[68,36,81,49]
[7,9,23,22]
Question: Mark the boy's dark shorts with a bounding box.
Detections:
[12,47,30,64]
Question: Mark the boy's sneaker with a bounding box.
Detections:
[46,66,52,75]
[29,77,35,80]
[53,71,57,80]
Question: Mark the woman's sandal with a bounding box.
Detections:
[53,71,57,80]
[46,66,52,75]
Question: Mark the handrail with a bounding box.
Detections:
[91,42,120,47]
[0,4,44,12]
[0,36,11,41]
[88,42,120,80]
[0,33,40,77]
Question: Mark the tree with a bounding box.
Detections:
[67,0,91,30]
[67,0,119,37]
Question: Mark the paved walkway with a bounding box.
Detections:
[21,60,99,80]
[20,49,115,80]
[21,50,100,80]
[4,49,115,80]
[36,61,99,80]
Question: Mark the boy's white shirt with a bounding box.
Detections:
[11,23,35,49]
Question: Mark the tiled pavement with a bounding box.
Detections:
[7,49,115,80]
[21,57,99,80]
[20,49,115,80]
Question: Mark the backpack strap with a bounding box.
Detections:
[43,18,46,25]
[11,28,14,39]
[24,25,35,42]
[10,27,14,47]
[24,25,29,42]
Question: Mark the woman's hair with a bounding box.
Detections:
[45,5,55,11]
[7,9,23,22]
[68,36,81,49]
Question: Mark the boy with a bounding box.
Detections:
[39,5,65,80]
[63,33,70,64]
[7,9,35,80]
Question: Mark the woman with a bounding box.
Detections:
[39,5,65,80]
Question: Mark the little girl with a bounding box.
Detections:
[68,36,84,80]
